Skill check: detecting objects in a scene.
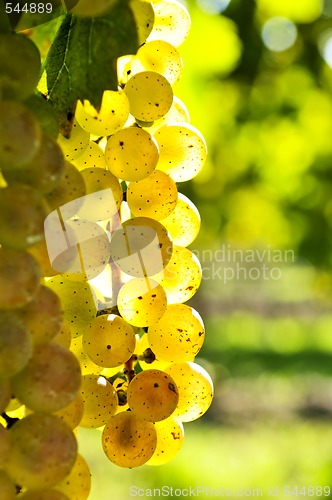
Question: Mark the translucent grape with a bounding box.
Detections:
[75,91,129,136]
[117,278,167,327]
[127,170,178,220]
[0,248,41,309]
[47,218,111,282]
[165,362,214,422]
[0,101,41,167]
[46,277,97,337]
[0,33,40,101]
[70,336,103,375]
[102,411,157,467]
[0,424,11,468]
[12,343,81,413]
[0,379,11,413]
[146,416,184,465]
[55,453,91,500]
[127,369,178,421]
[83,314,136,368]
[5,413,77,489]
[54,395,84,430]
[152,245,202,303]
[24,93,59,139]
[155,123,207,181]
[124,71,173,122]
[17,490,69,500]
[0,470,16,500]
[134,40,183,85]
[77,167,123,221]
[146,95,190,134]
[134,333,169,371]
[2,133,65,194]
[44,162,86,218]
[0,184,49,250]
[72,141,107,171]
[79,374,117,428]
[109,217,172,277]
[159,192,200,246]
[18,285,63,344]
[105,126,159,181]
[0,312,32,378]
[147,0,191,47]
[28,239,58,278]
[52,320,72,350]
[129,0,155,44]
[70,0,116,16]
[147,304,205,363]
[57,120,89,162]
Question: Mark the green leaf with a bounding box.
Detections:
[44,1,138,133]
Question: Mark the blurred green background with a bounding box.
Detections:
[78,0,332,497]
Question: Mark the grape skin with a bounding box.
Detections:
[12,342,82,413]
[17,490,69,500]
[55,454,91,500]
[146,416,184,466]
[127,369,179,422]
[5,413,77,490]
[79,375,117,428]
[0,424,11,468]
[0,470,16,500]
[102,411,157,468]
[0,313,32,378]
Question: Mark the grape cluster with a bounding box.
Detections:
[0,0,213,496]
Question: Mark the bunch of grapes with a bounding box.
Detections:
[0,0,213,497]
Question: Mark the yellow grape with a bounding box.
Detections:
[0,312,32,378]
[165,362,214,422]
[155,123,207,181]
[70,335,103,375]
[105,126,159,181]
[159,192,200,246]
[27,238,58,278]
[146,95,190,134]
[52,320,72,350]
[147,304,205,363]
[152,245,202,303]
[70,0,116,17]
[79,374,117,428]
[54,394,84,430]
[127,369,178,421]
[129,0,155,44]
[0,101,41,167]
[57,119,89,162]
[102,411,157,468]
[17,490,69,500]
[0,33,40,101]
[17,285,63,344]
[117,278,167,327]
[12,343,81,413]
[0,248,41,309]
[55,454,91,500]
[109,217,173,277]
[0,379,11,413]
[146,416,184,465]
[0,470,16,500]
[147,0,191,47]
[0,424,11,468]
[77,167,123,221]
[124,71,173,122]
[5,413,77,489]
[2,133,65,194]
[48,219,111,282]
[134,40,183,85]
[135,333,169,371]
[72,141,107,170]
[44,162,86,218]
[46,276,97,337]
[75,91,129,136]
[83,314,136,368]
[127,170,178,220]
[0,184,50,250]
